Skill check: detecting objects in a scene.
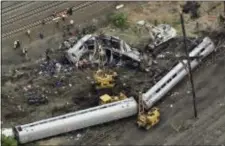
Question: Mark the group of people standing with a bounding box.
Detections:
[13,7,74,61]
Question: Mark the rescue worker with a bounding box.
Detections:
[45,48,51,63]
[66,7,73,15]
[62,31,66,39]
[14,40,20,49]
[55,20,59,29]
[68,31,72,36]
[62,14,66,22]
[70,19,74,28]
[66,24,70,32]
[52,11,57,18]
[39,33,44,39]
[42,20,45,25]
[26,29,31,38]
[22,47,28,60]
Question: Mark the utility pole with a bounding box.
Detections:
[180,11,198,118]
[224,1,225,16]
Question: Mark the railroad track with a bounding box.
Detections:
[2,1,98,39]
[2,1,69,32]
[1,1,32,14]
[2,1,65,26]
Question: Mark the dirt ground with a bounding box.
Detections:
[1,1,225,146]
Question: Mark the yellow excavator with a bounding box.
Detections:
[93,69,118,90]
[99,92,127,105]
[137,94,160,130]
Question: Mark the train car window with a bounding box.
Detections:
[156,88,161,93]
[167,78,172,83]
[200,48,205,53]
[172,73,177,78]
[72,53,76,57]
[18,126,22,131]
[79,46,83,50]
[161,83,166,88]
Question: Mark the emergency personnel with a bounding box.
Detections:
[45,48,51,62]
[14,40,20,49]
[52,11,57,18]
[62,14,66,22]
[39,33,44,39]
[70,19,74,28]
[22,47,28,60]
[26,29,31,38]
[66,7,73,15]
[55,20,59,29]
[42,20,45,25]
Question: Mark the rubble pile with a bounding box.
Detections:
[38,59,75,76]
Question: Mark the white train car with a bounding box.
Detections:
[13,97,138,144]
[142,37,215,109]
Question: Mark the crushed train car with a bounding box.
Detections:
[66,34,141,66]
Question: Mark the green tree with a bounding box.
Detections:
[1,135,18,146]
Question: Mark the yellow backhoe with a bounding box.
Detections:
[93,69,118,90]
[137,94,160,130]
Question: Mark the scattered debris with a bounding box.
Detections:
[27,94,48,105]
[75,133,82,140]
[116,4,124,10]
[219,103,225,106]
[186,90,191,94]
[137,20,145,26]
[171,92,179,97]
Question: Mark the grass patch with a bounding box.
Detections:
[108,12,129,29]
[1,135,18,146]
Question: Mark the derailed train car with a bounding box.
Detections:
[142,37,215,109]
[13,97,138,144]
[66,34,141,65]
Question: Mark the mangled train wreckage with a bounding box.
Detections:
[66,24,177,69]
[2,37,216,144]
[66,34,141,67]
[146,24,177,50]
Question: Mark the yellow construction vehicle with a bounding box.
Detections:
[93,69,118,89]
[99,92,127,105]
[137,94,160,130]
[137,107,160,130]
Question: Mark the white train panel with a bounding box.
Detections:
[142,37,215,109]
[14,97,138,144]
